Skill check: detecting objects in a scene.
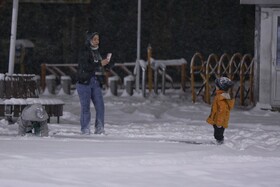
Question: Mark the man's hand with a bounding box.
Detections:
[101,59,110,66]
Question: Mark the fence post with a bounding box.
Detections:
[250,58,254,105]
[240,61,245,106]
[161,64,166,95]
[41,63,46,91]
[138,60,147,97]
[205,68,210,104]
[0,74,4,98]
[181,63,186,92]
[153,64,158,94]
[142,66,146,97]
[147,44,153,93]
[190,53,204,103]
[190,53,199,103]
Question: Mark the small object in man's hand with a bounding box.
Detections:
[107,53,112,62]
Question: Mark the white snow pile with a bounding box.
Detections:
[0,90,280,187]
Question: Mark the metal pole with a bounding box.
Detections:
[161,66,166,95]
[142,66,146,97]
[154,66,158,94]
[8,0,19,75]
[136,0,141,93]
[147,44,153,93]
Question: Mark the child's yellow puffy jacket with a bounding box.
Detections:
[206,90,235,128]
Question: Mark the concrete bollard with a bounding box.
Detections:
[46,75,56,94]
[124,75,135,96]
[61,76,71,95]
[108,76,119,96]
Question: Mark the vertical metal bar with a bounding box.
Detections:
[240,62,244,106]
[254,5,260,104]
[154,67,158,94]
[8,0,19,75]
[181,63,186,92]
[147,45,153,93]
[205,66,210,104]
[41,64,47,91]
[142,67,146,97]
[136,0,141,93]
[161,67,166,95]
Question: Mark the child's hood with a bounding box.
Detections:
[216,90,231,99]
[216,90,235,109]
[221,92,231,99]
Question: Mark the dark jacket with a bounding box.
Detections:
[76,39,104,85]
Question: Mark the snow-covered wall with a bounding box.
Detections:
[241,0,280,109]
[259,8,273,105]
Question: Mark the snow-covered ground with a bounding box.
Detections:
[0,89,280,187]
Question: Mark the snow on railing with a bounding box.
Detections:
[39,52,254,106]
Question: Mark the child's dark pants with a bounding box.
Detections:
[213,125,225,141]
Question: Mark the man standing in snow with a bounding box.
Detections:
[18,104,49,137]
[206,77,235,144]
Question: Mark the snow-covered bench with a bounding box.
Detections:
[0,98,64,123]
[0,74,64,123]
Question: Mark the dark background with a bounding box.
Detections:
[0,0,255,75]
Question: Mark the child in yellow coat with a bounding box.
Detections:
[207,77,235,144]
